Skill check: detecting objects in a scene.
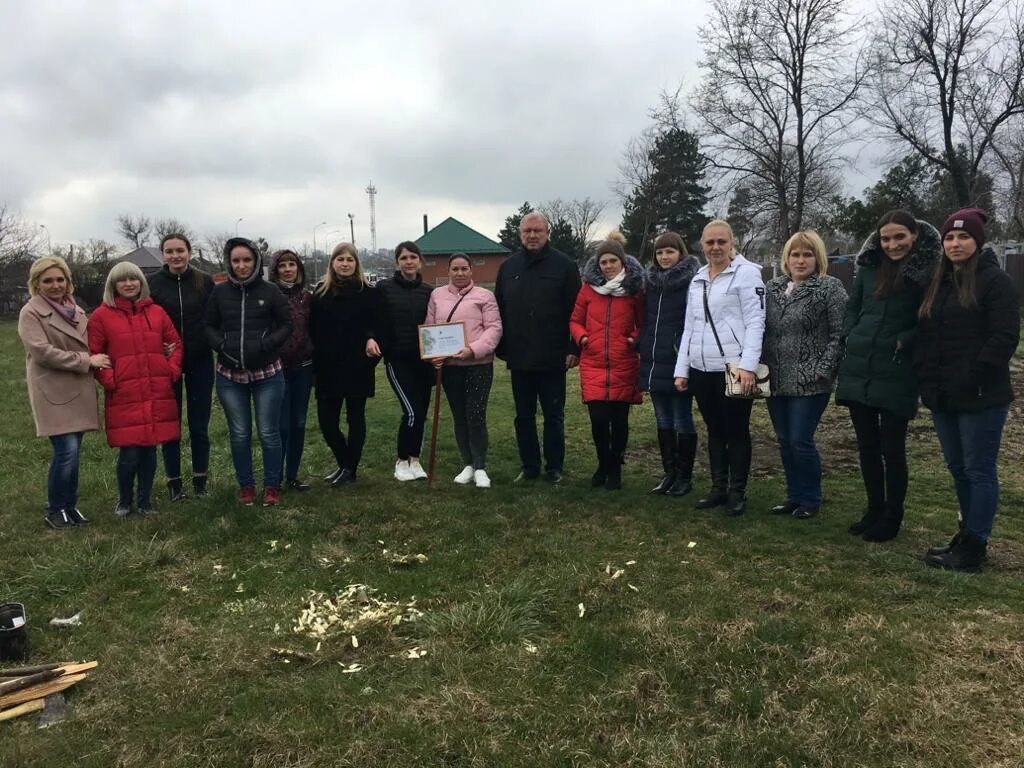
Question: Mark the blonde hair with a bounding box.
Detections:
[702,219,735,240]
[316,242,366,296]
[780,230,828,277]
[103,261,151,306]
[28,257,74,297]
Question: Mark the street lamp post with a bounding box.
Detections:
[347,213,355,246]
[235,217,244,235]
[312,221,328,281]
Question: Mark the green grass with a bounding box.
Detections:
[1,320,1023,767]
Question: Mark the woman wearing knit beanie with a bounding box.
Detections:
[914,208,1020,571]
[570,232,645,490]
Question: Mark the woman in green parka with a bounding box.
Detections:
[836,210,941,543]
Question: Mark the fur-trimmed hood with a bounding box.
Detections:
[855,219,942,290]
[581,253,644,295]
[644,255,700,291]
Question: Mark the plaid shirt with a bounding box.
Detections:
[216,359,283,384]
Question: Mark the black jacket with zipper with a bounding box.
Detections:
[149,265,214,364]
[913,246,1020,413]
[204,238,292,371]
[375,271,433,362]
[494,243,582,371]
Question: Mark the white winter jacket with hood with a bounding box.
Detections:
[673,254,766,377]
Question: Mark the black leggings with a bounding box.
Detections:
[688,369,753,491]
[385,360,434,460]
[442,364,493,469]
[848,402,909,513]
[587,401,630,467]
[317,396,367,471]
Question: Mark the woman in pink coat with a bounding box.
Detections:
[88,262,183,517]
[424,253,503,487]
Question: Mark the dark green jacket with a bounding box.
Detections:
[835,220,941,418]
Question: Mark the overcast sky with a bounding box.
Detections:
[2,0,882,255]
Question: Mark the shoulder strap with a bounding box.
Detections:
[445,291,468,323]
[703,281,726,358]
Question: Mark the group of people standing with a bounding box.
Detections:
[17,206,1019,572]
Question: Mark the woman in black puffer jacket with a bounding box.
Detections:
[375,241,434,481]
[205,237,291,506]
[637,231,701,496]
[915,208,1020,572]
[149,233,215,501]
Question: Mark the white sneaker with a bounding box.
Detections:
[454,465,475,484]
[394,460,415,482]
[408,457,428,480]
[473,469,491,488]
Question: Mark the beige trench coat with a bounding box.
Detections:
[18,295,100,437]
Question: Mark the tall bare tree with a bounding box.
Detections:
[872,0,1024,207]
[116,213,152,249]
[153,218,195,244]
[0,204,43,264]
[693,0,868,246]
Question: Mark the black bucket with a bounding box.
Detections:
[0,602,31,662]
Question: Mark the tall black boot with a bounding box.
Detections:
[848,507,883,535]
[926,530,987,572]
[695,435,728,509]
[650,429,677,494]
[862,503,904,543]
[591,441,609,488]
[668,432,697,497]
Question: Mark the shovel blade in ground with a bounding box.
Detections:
[37,693,67,729]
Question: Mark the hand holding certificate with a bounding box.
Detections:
[418,322,468,360]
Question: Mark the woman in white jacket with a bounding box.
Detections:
[673,219,766,515]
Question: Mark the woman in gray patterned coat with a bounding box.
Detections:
[762,230,848,519]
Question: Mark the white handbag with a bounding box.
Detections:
[703,283,771,399]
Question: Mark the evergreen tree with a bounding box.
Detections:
[497,202,533,251]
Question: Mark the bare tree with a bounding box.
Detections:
[203,231,232,264]
[693,0,868,246]
[153,218,195,244]
[990,115,1024,236]
[116,213,152,249]
[873,0,1024,207]
[0,204,43,264]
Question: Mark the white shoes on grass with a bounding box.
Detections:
[395,458,428,482]
[454,465,491,488]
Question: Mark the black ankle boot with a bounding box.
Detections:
[605,467,622,491]
[650,429,677,494]
[167,478,188,502]
[192,475,208,498]
[926,530,986,571]
[668,432,697,497]
[725,489,747,516]
[927,522,964,556]
[848,507,882,535]
[862,505,904,543]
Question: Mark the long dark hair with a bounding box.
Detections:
[160,232,208,296]
[873,210,918,299]
[919,245,980,318]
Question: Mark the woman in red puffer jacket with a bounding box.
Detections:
[570,232,644,491]
[89,262,183,517]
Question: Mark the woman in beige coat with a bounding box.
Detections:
[18,257,109,529]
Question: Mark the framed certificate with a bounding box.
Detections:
[418,322,468,359]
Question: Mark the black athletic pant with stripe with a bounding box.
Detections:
[385,359,434,460]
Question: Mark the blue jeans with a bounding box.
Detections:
[767,393,830,507]
[650,391,696,433]
[117,446,157,507]
[47,432,83,511]
[216,373,285,489]
[510,369,566,474]
[932,406,1009,541]
[162,353,214,479]
[279,365,314,481]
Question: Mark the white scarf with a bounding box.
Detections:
[592,269,628,297]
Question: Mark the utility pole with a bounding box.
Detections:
[365,182,378,252]
[348,213,355,246]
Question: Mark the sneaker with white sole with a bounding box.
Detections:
[408,457,428,480]
[394,460,415,482]
[473,469,491,488]
[454,465,475,484]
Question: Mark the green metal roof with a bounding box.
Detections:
[415,217,510,256]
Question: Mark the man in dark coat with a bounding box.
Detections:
[495,211,582,483]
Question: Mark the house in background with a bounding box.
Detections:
[121,246,164,273]
[414,217,511,285]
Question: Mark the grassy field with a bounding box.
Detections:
[1,320,1022,767]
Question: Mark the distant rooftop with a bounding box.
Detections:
[415,217,510,256]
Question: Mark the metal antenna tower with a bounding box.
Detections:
[365,181,378,252]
